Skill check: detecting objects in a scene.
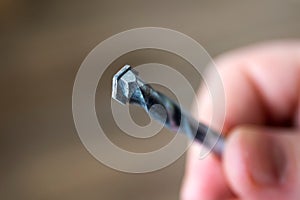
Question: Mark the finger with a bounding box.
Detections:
[181,41,300,199]
[224,126,300,200]
[201,40,300,132]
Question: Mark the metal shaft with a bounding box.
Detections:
[112,65,225,157]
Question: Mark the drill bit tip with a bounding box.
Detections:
[112,65,140,105]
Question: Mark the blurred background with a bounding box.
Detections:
[1,0,300,199]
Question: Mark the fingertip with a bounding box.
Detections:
[224,127,253,196]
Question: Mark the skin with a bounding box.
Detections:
[180,41,300,200]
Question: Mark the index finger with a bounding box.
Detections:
[196,40,300,134]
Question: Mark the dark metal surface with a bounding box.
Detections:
[112,65,225,156]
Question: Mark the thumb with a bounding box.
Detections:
[224,126,300,200]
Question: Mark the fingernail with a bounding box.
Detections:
[243,132,287,187]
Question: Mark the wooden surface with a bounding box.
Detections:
[1,0,300,199]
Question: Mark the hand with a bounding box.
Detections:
[180,41,300,200]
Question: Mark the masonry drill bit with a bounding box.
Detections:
[112,65,225,157]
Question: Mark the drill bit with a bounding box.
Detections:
[112,65,225,157]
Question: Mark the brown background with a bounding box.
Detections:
[1,0,300,199]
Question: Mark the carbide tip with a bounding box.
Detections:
[112,65,140,105]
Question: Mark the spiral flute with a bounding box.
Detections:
[112,65,225,157]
